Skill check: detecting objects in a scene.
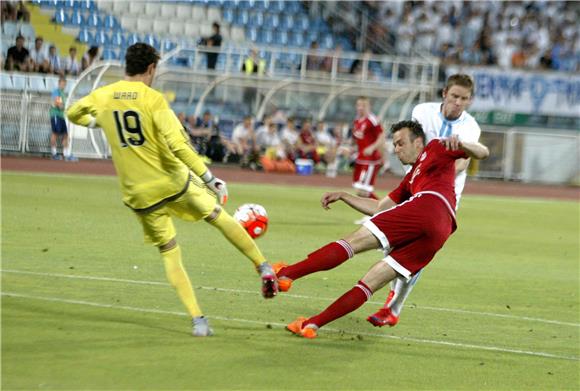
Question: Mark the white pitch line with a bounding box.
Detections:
[2,291,578,362]
[3,268,579,328]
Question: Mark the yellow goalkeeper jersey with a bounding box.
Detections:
[67,80,207,211]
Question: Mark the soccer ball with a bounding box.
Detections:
[233,203,268,239]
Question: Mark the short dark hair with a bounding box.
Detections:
[391,120,425,143]
[125,43,160,77]
[212,22,220,30]
[445,74,475,95]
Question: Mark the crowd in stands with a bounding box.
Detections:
[327,0,578,72]
[3,35,100,76]
[177,111,356,177]
[1,2,100,75]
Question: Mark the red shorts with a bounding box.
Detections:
[363,193,456,278]
[352,161,381,193]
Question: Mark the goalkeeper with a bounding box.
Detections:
[66,43,278,337]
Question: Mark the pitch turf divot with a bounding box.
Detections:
[2,291,578,362]
[2,268,579,328]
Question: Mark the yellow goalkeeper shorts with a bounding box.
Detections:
[134,176,217,247]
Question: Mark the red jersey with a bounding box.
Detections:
[353,114,383,163]
[389,140,467,217]
[299,129,316,146]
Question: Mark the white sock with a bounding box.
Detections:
[388,271,422,316]
[51,146,57,155]
[63,145,71,157]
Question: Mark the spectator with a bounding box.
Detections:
[47,45,63,75]
[188,111,213,157]
[231,115,260,168]
[5,35,30,72]
[200,22,222,70]
[242,48,266,75]
[81,46,100,71]
[2,1,29,22]
[296,120,320,164]
[29,37,50,73]
[256,120,284,160]
[241,48,266,112]
[49,77,77,161]
[314,121,339,177]
[306,41,323,71]
[280,117,299,161]
[64,46,80,76]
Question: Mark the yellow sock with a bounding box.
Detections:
[161,245,203,318]
[209,210,266,268]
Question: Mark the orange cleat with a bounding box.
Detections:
[286,317,318,339]
[366,307,399,327]
[272,262,293,292]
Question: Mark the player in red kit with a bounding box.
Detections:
[273,120,489,338]
[352,97,385,200]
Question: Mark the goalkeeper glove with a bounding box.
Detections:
[201,170,228,205]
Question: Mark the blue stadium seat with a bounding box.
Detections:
[142,34,160,51]
[126,33,140,46]
[290,32,304,47]
[103,15,119,29]
[285,1,302,13]
[263,13,279,29]
[86,13,102,28]
[110,31,125,47]
[306,30,319,45]
[79,0,97,12]
[249,11,264,27]
[234,9,250,26]
[260,29,274,45]
[53,9,69,24]
[102,48,117,60]
[321,33,334,49]
[253,0,267,10]
[274,31,288,46]
[76,27,93,43]
[295,15,310,31]
[94,30,110,46]
[69,10,86,26]
[161,40,177,53]
[237,0,252,10]
[222,8,235,24]
[268,1,284,13]
[246,27,258,43]
[280,14,294,30]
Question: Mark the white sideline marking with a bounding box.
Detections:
[2,269,579,328]
[2,291,578,362]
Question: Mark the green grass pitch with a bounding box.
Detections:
[2,171,579,390]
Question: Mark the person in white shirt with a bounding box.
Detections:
[367,74,483,328]
[29,36,49,73]
[47,45,63,75]
[231,115,260,168]
[280,117,299,160]
[64,46,80,76]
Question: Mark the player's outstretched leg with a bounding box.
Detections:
[287,260,397,339]
[367,271,422,327]
[274,240,355,292]
[206,207,278,298]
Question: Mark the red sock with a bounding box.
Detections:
[369,192,378,200]
[306,281,373,328]
[278,240,354,281]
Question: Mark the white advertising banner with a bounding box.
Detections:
[446,67,580,117]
